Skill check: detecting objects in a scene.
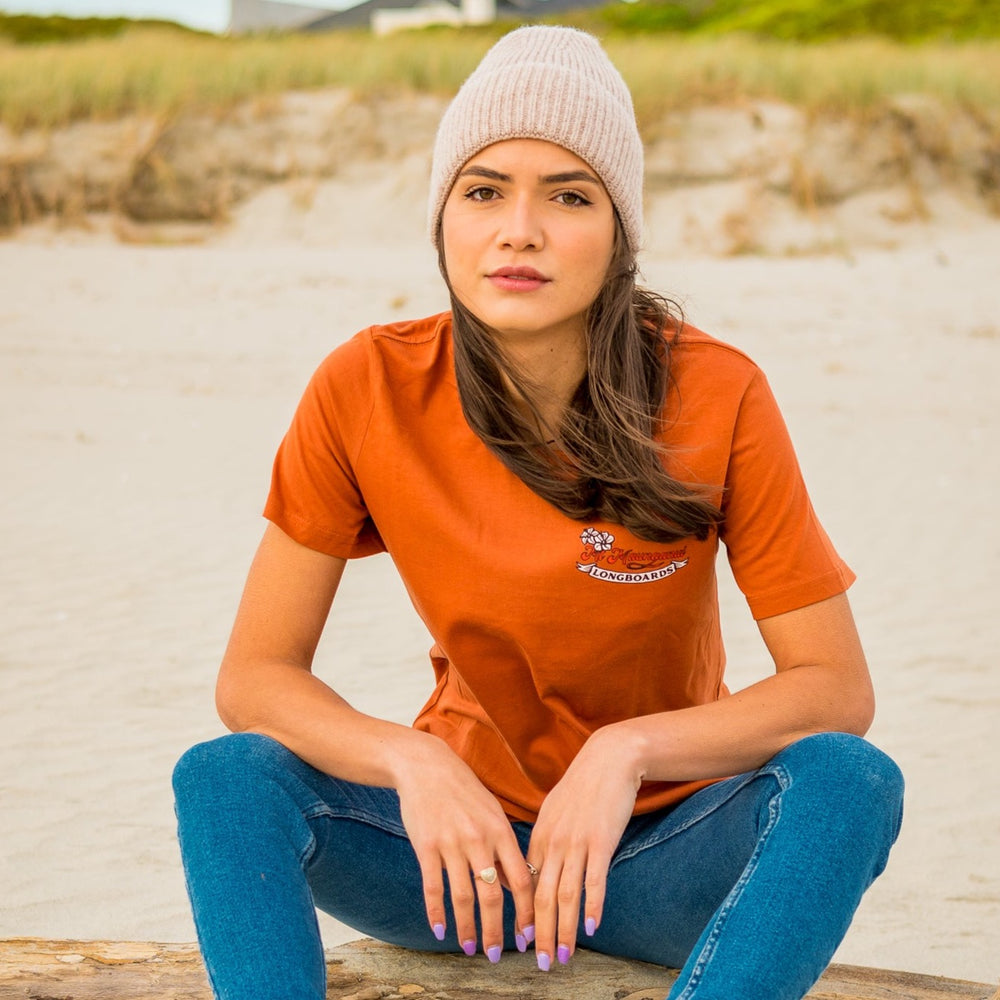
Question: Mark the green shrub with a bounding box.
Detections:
[597,0,1000,39]
[700,0,1000,40]
[599,2,698,33]
[0,13,199,44]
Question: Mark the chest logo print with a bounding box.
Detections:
[577,528,688,584]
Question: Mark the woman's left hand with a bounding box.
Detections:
[526,726,641,969]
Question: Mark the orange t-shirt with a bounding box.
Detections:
[264,312,854,822]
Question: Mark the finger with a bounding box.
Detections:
[555,855,587,964]
[582,849,612,939]
[442,853,479,956]
[496,850,536,953]
[414,848,448,943]
[472,861,505,963]
[530,855,560,971]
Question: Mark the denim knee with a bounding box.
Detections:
[774,732,904,867]
[776,732,904,805]
[172,732,288,809]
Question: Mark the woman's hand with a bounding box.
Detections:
[526,726,641,970]
[392,732,536,961]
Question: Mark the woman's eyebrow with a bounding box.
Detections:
[457,166,512,182]
[539,170,602,185]
[456,166,602,186]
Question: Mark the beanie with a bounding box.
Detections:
[428,26,644,253]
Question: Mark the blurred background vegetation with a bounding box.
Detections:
[0,12,199,43]
[3,0,999,43]
[0,0,998,131]
[590,0,1000,39]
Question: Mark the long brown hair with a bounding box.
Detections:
[440,219,723,543]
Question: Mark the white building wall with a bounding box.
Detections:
[229,0,340,33]
[461,0,495,25]
[371,1,463,34]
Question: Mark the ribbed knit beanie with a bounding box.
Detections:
[428,25,644,253]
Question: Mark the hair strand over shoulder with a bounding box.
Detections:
[441,219,723,544]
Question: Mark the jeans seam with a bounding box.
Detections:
[178,833,224,998]
[673,763,791,1000]
[611,771,760,868]
[297,786,407,867]
[298,828,319,867]
[304,803,408,839]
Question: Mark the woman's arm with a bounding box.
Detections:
[216,522,407,786]
[610,591,875,783]
[216,522,535,957]
[527,591,874,964]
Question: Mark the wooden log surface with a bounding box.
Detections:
[0,937,996,1000]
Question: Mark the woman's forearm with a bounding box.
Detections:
[604,593,876,784]
[216,658,442,789]
[213,526,457,790]
[604,659,875,786]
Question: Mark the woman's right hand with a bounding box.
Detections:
[392,733,536,961]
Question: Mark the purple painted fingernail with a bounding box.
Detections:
[433,923,446,941]
[557,944,571,965]
[487,945,502,964]
[585,917,597,937]
[462,939,476,956]
[537,951,551,972]
[515,933,527,953]
[522,924,535,943]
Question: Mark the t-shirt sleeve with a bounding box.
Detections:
[720,368,854,620]
[263,331,386,559]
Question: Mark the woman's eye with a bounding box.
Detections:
[466,187,499,202]
[556,191,592,207]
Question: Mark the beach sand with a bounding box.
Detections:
[1,177,998,985]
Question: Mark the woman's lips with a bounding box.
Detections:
[487,267,550,292]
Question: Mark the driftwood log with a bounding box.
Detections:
[0,937,996,1000]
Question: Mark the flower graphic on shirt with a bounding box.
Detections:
[581,527,615,552]
[576,527,688,584]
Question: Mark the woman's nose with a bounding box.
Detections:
[496,196,543,251]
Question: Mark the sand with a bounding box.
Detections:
[1,177,998,986]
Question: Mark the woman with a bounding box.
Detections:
[173,26,903,1000]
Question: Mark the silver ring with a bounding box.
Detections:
[526,862,539,878]
[477,866,498,885]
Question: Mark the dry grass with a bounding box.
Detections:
[614,35,1000,127]
[0,28,495,132]
[1,27,999,133]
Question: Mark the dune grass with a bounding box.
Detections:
[588,0,1000,41]
[1,25,999,133]
[612,35,1000,126]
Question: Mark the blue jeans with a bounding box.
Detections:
[172,731,903,1000]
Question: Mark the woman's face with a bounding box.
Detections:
[441,138,616,349]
